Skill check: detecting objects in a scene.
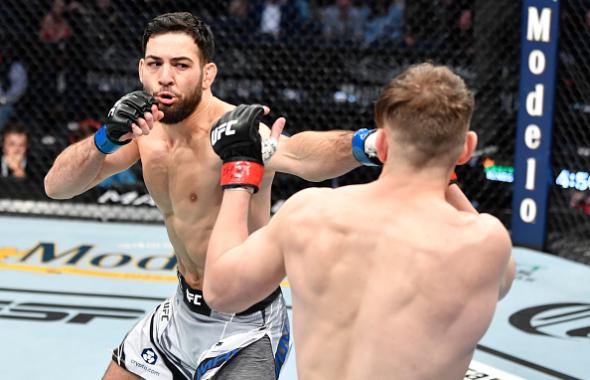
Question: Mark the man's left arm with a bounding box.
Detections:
[204,189,286,313]
[265,127,381,182]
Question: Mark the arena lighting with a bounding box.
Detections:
[483,159,514,183]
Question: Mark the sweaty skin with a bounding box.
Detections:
[44,32,359,289]
[205,129,516,380]
[276,184,513,380]
[135,97,278,285]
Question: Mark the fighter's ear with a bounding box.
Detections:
[202,62,217,90]
[376,129,388,164]
[138,59,144,84]
[456,131,477,165]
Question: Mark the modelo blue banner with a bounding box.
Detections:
[511,0,560,249]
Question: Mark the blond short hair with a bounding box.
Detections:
[374,63,474,167]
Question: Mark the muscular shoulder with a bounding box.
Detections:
[471,213,512,261]
[272,187,331,224]
[478,213,510,240]
[268,187,332,248]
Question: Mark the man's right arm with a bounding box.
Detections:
[485,215,515,300]
[44,138,139,199]
[445,183,477,213]
[44,91,160,199]
[499,251,516,300]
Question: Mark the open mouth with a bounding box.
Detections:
[156,92,177,106]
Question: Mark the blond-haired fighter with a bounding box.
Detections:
[204,63,516,380]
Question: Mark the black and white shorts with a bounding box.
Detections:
[112,274,291,380]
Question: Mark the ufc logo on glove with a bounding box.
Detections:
[211,120,238,145]
[210,105,267,193]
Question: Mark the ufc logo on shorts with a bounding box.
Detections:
[211,120,238,145]
[186,289,203,306]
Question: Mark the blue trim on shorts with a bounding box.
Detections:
[274,322,291,378]
[194,348,240,380]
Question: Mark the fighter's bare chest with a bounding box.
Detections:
[138,140,222,216]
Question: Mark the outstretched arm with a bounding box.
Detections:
[204,189,286,313]
[266,130,359,181]
[264,127,381,182]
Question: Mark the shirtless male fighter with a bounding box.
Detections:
[204,62,516,380]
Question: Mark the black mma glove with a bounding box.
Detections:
[94,91,157,154]
[210,104,265,193]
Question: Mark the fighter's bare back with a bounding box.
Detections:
[277,182,512,380]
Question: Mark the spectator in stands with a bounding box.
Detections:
[214,0,256,41]
[1,122,29,179]
[293,0,314,24]
[67,0,124,60]
[251,0,302,41]
[294,0,324,38]
[259,0,284,39]
[216,0,314,42]
[0,120,48,198]
[38,0,75,128]
[229,0,253,29]
[402,0,434,49]
[0,37,28,131]
[403,0,472,60]
[434,0,473,63]
[39,0,72,46]
[570,190,590,216]
[363,0,404,47]
[321,0,366,43]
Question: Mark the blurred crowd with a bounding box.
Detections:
[0,0,476,192]
[0,0,588,218]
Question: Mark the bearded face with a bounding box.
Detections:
[146,72,203,125]
[141,32,209,125]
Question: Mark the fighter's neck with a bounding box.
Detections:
[377,165,452,198]
[161,93,216,141]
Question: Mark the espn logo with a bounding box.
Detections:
[0,300,144,324]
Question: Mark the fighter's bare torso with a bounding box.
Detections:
[136,97,274,288]
[280,183,511,380]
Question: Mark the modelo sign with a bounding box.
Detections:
[511,1,560,249]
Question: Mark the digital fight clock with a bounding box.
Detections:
[555,169,590,191]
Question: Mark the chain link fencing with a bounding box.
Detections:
[1,1,586,263]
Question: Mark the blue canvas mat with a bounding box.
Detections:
[0,216,588,379]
